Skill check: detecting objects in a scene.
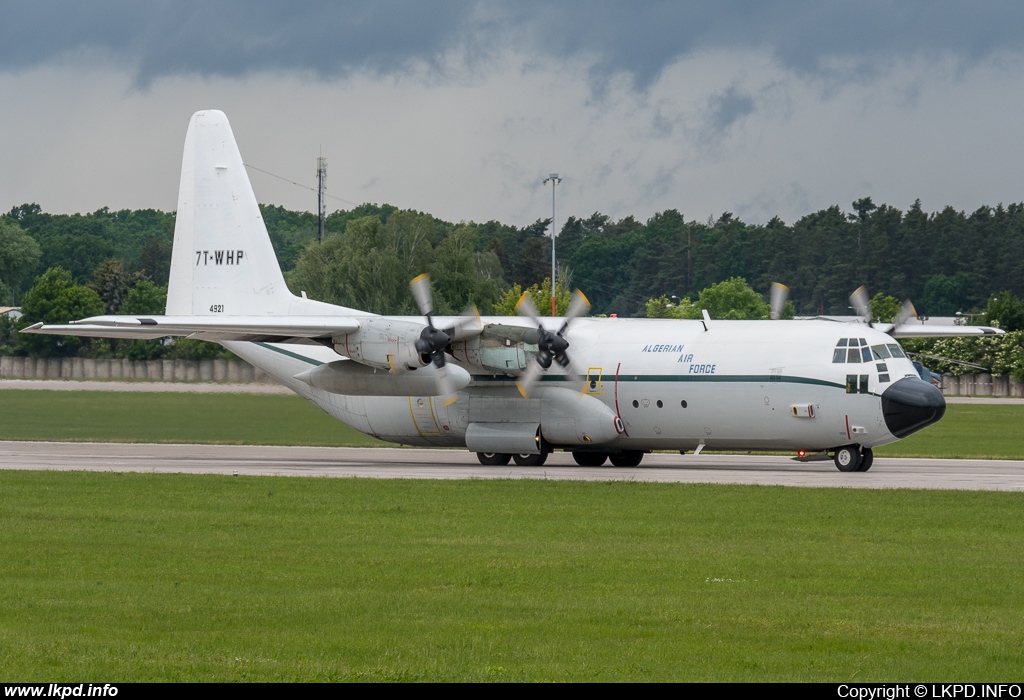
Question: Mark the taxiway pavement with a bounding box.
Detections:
[2,441,1023,491]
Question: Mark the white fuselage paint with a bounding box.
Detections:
[225,316,918,453]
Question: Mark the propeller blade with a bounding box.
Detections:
[893,298,917,328]
[770,283,789,320]
[515,361,545,399]
[564,289,591,322]
[410,274,433,316]
[515,291,542,326]
[434,362,457,401]
[850,285,872,326]
[446,305,483,341]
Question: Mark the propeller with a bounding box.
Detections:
[409,274,459,403]
[770,283,790,320]
[514,288,591,398]
[850,285,873,327]
[847,285,920,336]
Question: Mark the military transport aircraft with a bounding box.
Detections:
[23,110,1005,473]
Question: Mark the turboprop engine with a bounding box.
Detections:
[449,323,534,375]
[333,318,431,372]
[296,359,472,397]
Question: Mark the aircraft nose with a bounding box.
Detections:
[881,377,946,439]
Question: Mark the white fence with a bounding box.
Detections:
[940,373,1023,397]
[0,356,277,384]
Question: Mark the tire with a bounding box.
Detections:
[609,450,644,467]
[477,452,511,466]
[857,448,874,472]
[513,451,548,467]
[833,445,862,472]
[572,451,608,467]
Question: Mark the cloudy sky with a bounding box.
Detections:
[3,1,1024,227]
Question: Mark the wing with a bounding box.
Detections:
[21,315,361,342]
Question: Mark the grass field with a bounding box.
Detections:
[0,471,1022,681]
[1,389,1022,459]
[0,390,392,447]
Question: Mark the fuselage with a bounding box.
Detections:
[225,316,946,455]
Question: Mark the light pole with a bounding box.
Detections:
[543,173,561,316]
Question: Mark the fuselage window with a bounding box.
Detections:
[879,373,890,383]
[872,344,891,360]
[877,363,888,372]
[887,343,907,359]
[833,349,846,363]
[846,348,862,363]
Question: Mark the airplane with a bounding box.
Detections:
[23,110,1006,473]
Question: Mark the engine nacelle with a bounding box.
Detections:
[333,318,429,372]
[450,323,534,375]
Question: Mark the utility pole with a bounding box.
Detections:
[543,173,561,316]
[316,154,327,243]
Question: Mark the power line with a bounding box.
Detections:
[243,163,656,310]
[243,162,361,208]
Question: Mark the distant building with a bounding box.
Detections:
[0,307,23,320]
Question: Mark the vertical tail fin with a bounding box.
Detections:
[166,110,293,316]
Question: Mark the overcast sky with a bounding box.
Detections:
[3,1,1024,227]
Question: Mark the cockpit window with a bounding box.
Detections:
[872,344,891,360]
[887,343,907,359]
[833,349,846,363]
[837,338,848,347]
[860,347,872,362]
[846,348,862,363]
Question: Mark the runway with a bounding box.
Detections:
[2,441,1024,491]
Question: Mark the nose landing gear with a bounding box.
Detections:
[833,445,873,472]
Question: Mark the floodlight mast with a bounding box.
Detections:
[543,173,561,317]
[316,154,327,243]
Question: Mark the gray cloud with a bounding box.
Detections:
[707,86,755,131]
[5,1,1024,88]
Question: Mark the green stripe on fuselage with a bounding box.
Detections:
[472,373,846,390]
[253,342,324,366]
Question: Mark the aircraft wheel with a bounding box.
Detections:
[477,452,511,466]
[513,451,548,467]
[609,450,644,467]
[572,451,608,467]
[833,445,862,472]
[857,448,874,472]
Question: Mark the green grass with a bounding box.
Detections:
[0,472,1021,681]
[875,404,1024,460]
[0,390,392,447]
[1,390,1022,459]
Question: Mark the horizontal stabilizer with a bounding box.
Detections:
[882,324,1005,338]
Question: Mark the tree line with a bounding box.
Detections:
[2,198,1023,376]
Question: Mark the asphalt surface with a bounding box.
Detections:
[2,441,1023,491]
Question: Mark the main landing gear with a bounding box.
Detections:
[572,450,645,467]
[833,445,873,472]
[475,449,647,468]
